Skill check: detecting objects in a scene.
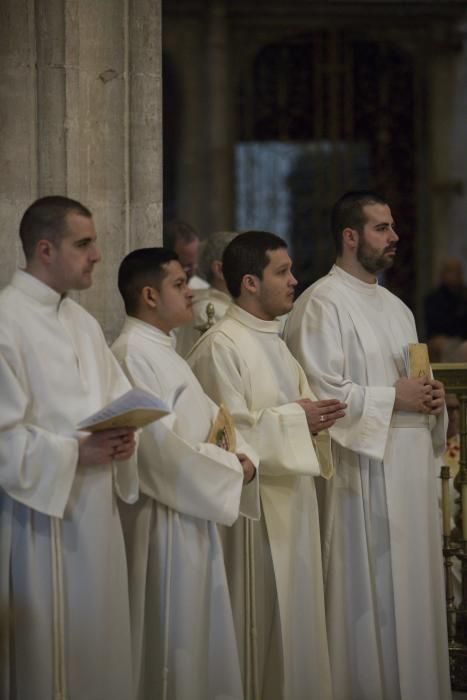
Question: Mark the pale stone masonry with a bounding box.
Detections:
[0,0,163,341]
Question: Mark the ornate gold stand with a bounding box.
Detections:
[195,302,216,334]
[433,363,467,690]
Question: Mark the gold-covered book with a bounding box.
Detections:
[208,404,236,452]
[404,342,431,378]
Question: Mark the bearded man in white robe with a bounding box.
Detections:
[188,231,347,700]
[0,196,138,700]
[285,190,451,700]
[112,247,260,700]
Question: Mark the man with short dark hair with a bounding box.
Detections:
[285,191,451,700]
[112,247,259,700]
[188,231,345,700]
[0,196,138,700]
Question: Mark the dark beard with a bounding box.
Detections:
[357,239,396,274]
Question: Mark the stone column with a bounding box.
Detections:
[0,0,162,340]
[163,11,206,233]
[205,0,234,233]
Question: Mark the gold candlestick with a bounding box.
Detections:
[433,363,467,688]
[195,302,216,335]
[441,465,452,538]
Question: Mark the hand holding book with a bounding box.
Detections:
[207,404,256,482]
[396,343,444,414]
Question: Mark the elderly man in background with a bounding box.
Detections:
[176,230,237,357]
[164,219,209,291]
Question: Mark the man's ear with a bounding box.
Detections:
[211,259,224,282]
[36,239,56,264]
[342,227,358,250]
[242,274,260,295]
[141,285,159,309]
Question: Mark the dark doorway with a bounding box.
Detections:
[236,31,418,306]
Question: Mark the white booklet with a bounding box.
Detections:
[77,384,186,432]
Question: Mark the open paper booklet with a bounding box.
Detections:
[207,404,236,453]
[78,384,187,432]
[403,343,431,379]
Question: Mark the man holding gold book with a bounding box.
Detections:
[188,231,346,700]
[285,191,450,700]
[112,247,259,700]
[0,197,138,700]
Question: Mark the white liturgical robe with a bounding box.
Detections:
[0,271,138,700]
[112,316,260,700]
[285,264,451,700]
[188,303,333,700]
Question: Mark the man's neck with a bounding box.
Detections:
[130,310,173,335]
[335,257,377,284]
[234,298,275,321]
[24,263,65,295]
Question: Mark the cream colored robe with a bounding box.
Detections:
[0,270,138,700]
[285,265,451,700]
[175,287,231,357]
[112,316,260,700]
[188,303,333,700]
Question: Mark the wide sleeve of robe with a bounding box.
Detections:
[104,348,139,505]
[189,333,322,478]
[0,340,78,518]
[286,294,396,461]
[119,352,248,527]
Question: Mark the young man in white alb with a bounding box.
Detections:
[0,196,137,700]
[285,190,450,700]
[188,231,346,700]
[112,247,259,700]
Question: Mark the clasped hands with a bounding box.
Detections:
[394,377,445,415]
[78,428,137,467]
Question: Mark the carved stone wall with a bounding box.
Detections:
[0,0,162,340]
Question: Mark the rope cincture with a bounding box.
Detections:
[249,522,259,700]
[161,507,174,700]
[51,516,67,700]
[244,518,259,700]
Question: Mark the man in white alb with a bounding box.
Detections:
[285,190,451,700]
[188,231,346,700]
[112,247,259,700]
[0,196,138,700]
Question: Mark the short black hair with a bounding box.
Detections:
[222,231,287,298]
[331,190,387,255]
[163,220,199,250]
[19,195,92,260]
[118,247,178,315]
